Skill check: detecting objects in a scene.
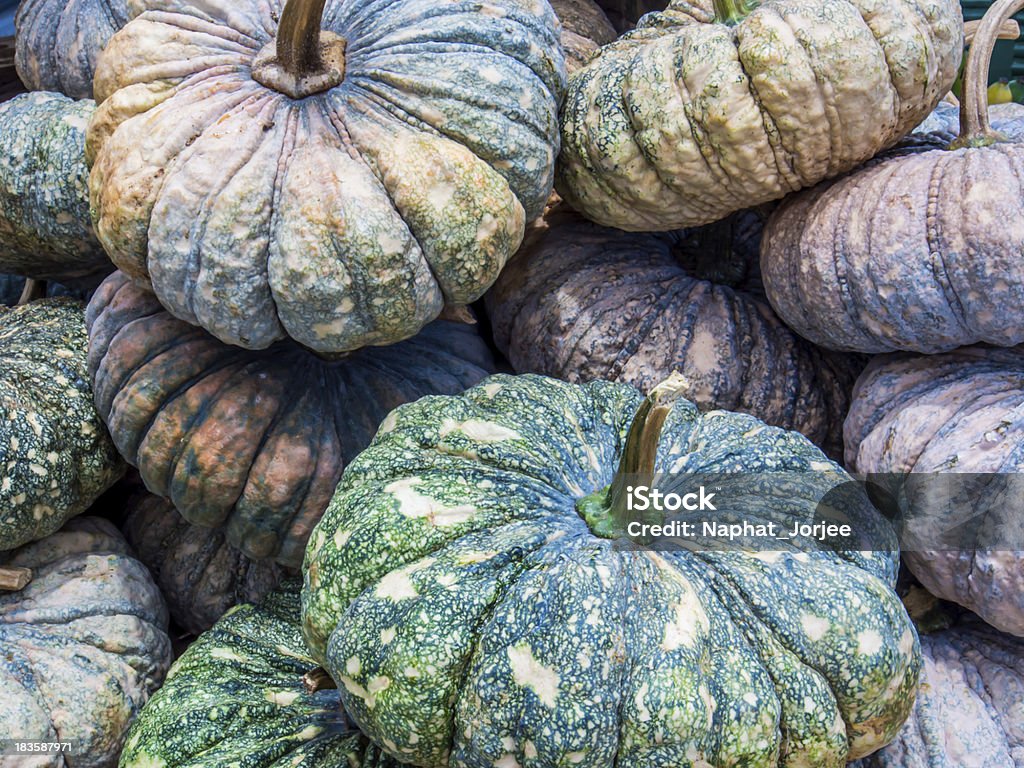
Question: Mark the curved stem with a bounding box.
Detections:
[0,566,32,592]
[955,0,1024,148]
[277,0,328,76]
[17,279,45,306]
[302,667,337,693]
[711,0,759,25]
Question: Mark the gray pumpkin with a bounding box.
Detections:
[845,345,1024,637]
[551,0,618,73]
[914,99,1024,141]
[0,92,111,288]
[122,492,289,635]
[14,0,130,100]
[0,516,172,768]
[856,617,1024,768]
[0,298,125,552]
[485,206,863,458]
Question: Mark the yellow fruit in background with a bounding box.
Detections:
[989,78,1015,103]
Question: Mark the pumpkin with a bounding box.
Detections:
[0,92,111,288]
[551,0,618,73]
[761,2,1024,355]
[86,0,565,355]
[302,372,918,767]
[14,0,130,99]
[122,491,289,635]
[914,99,1024,140]
[0,298,125,551]
[856,616,1024,767]
[486,206,863,459]
[1,516,172,768]
[556,0,962,231]
[120,582,406,768]
[87,271,495,567]
[844,345,1024,638]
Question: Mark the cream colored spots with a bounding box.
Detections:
[742,692,758,706]
[524,741,538,759]
[481,382,503,398]
[508,642,559,708]
[661,591,709,652]
[476,214,500,243]
[339,674,391,710]
[480,67,503,84]
[428,181,458,209]
[374,558,435,601]
[857,629,883,655]
[209,647,246,663]
[265,689,300,706]
[378,411,399,434]
[385,477,476,526]
[295,725,322,740]
[439,418,522,443]
[899,628,915,656]
[634,682,651,722]
[801,613,831,641]
[496,754,521,768]
[380,626,397,644]
[333,528,351,548]
[346,657,361,676]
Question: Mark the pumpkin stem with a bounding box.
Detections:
[711,0,759,25]
[252,0,347,98]
[278,0,329,77]
[0,566,32,592]
[302,667,337,693]
[16,279,46,305]
[952,0,1024,149]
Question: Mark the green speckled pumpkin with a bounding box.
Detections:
[0,92,111,288]
[557,0,962,231]
[122,492,290,635]
[0,298,125,551]
[845,345,1024,638]
[14,0,130,99]
[762,2,1024,354]
[485,206,863,458]
[86,0,565,355]
[1,516,171,768]
[120,582,406,768]
[87,272,495,567]
[303,373,918,767]
[856,617,1024,768]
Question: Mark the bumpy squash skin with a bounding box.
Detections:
[0,93,111,287]
[14,0,130,100]
[86,0,565,355]
[557,0,962,230]
[87,272,495,567]
[0,299,125,551]
[855,619,1024,768]
[119,583,406,768]
[845,347,1024,637]
[303,374,919,767]
[486,207,863,458]
[1,517,171,768]
[122,493,289,635]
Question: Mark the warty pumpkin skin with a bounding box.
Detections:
[1,516,172,768]
[14,0,130,100]
[551,0,618,73]
[556,0,962,231]
[303,373,918,767]
[0,92,111,288]
[86,0,565,355]
[87,272,496,567]
[844,346,1024,637]
[485,207,863,458]
[0,298,125,552]
[122,492,289,635]
[119,582,407,768]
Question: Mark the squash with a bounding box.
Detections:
[914,99,1024,140]
[14,0,130,100]
[762,1,1024,354]
[485,206,863,458]
[1,516,172,768]
[0,92,111,288]
[122,491,289,635]
[120,582,406,768]
[856,615,1024,768]
[551,0,618,73]
[303,373,918,767]
[86,0,565,355]
[87,272,495,567]
[0,298,124,551]
[556,0,962,231]
[845,345,1024,638]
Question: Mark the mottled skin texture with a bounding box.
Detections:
[485,206,863,458]
[551,0,618,72]
[557,0,962,230]
[0,93,111,288]
[86,0,565,355]
[845,347,1024,637]
[855,619,1024,768]
[303,374,919,767]
[0,517,171,768]
[87,272,495,567]
[0,299,125,551]
[119,583,407,768]
[761,127,1024,354]
[914,100,1024,141]
[122,492,289,635]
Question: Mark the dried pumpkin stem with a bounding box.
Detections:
[711,0,759,25]
[0,566,32,591]
[954,0,1024,148]
[277,0,329,77]
[16,279,45,306]
[302,666,337,693]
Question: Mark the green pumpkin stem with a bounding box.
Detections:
[952,0,1024,149]
[0,566,32,591]
[711,0,759,25]
[277,0,329,77]
[17,279,46,306]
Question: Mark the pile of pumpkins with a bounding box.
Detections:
[1,0,1023,765]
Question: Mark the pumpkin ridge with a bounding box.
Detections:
[925,152,970,336]
[141,10,265,52]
